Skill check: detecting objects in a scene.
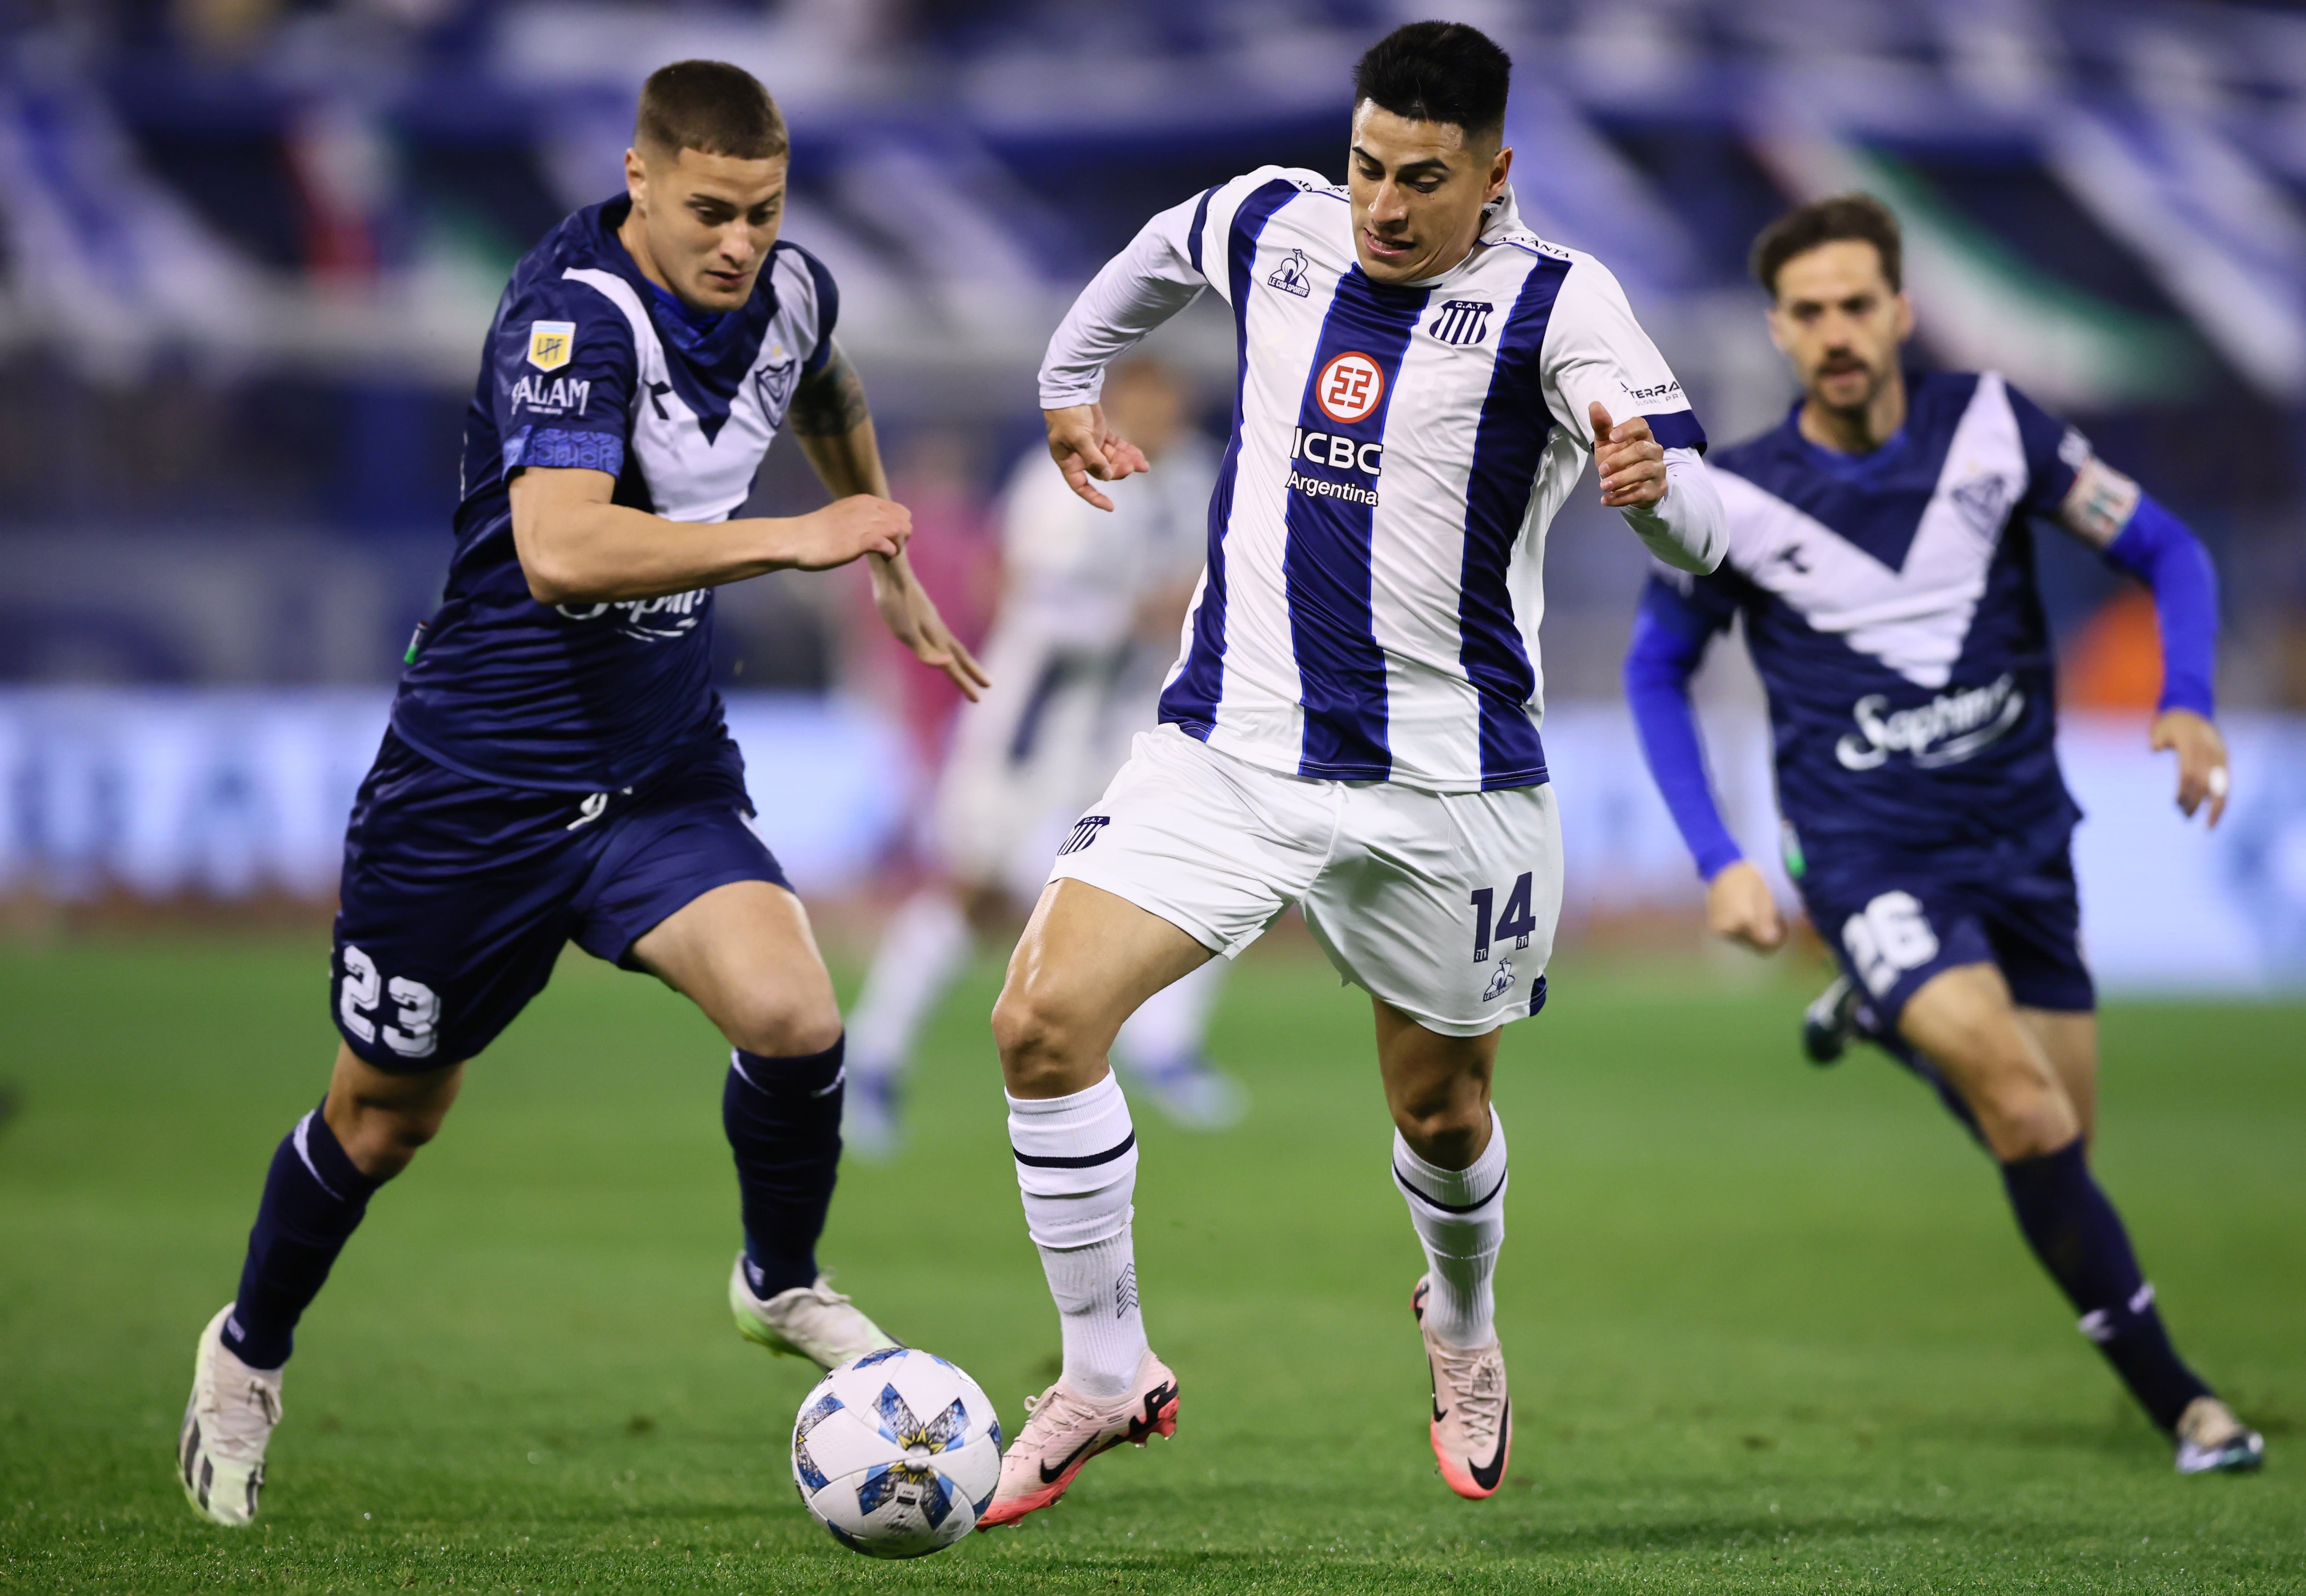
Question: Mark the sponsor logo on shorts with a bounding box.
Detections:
[1058,815,1110,855]
[1834,674,2024,771]
[1481,958,1515,1003]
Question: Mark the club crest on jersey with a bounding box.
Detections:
[753,355,798,421]
[1058,815,1110,855]
[1430,300,1493,346]
[1315,352,1385,425]
[527,320,576,372]
[1950,471,2019,536]
[1266,248,1312,297]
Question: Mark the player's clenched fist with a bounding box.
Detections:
[1706,860,1787,953]
[790,495,913,569]
[1590,401,1668,510]
[1045,403,1152,512]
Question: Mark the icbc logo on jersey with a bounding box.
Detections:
[1315,352,1385,425]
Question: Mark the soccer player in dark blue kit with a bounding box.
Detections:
[178,61,987,1527]
[1623,195,2264,1475]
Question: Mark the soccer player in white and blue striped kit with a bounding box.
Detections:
[977,24,1727,1523]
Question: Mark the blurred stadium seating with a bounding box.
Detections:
[1,0,2302,986]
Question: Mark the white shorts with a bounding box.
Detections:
[1049,724,1562,1037]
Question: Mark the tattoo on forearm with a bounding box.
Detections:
[789,346,873,438]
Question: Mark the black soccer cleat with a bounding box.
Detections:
[1801,974,1864,1066]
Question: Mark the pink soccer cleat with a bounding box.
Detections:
[1413,1276,1510,1499]
[976,1350,1180,1529]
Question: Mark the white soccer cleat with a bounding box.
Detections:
[976,1349,1179,1529]
[178,1305,282,1527]
[2174,1396,2265,1475]
[728,1257,900,1371]
[1413,1277,1510,1499]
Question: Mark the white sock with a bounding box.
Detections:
[1008,1073,1147,1400]
[1112,958,1224,1077]
[1393,1108,1507,1348]
[845,891,971,1080]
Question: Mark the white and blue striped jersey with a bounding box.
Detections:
[1041,166,1724,793]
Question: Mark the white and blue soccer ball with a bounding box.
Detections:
[791,1347,1003,1558]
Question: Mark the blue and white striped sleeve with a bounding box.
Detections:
[1541,255,1722,571]
[1037,168,1304,409]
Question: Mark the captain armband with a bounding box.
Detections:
[2059,448,2142,546]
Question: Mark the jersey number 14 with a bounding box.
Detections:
[1470,873,1538,963]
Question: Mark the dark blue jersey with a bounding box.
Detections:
[390,197,838,792]
[1639,371,2086,861]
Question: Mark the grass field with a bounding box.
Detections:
[0,931,2300,1594]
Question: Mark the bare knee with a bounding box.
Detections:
[325,1050,461,1181]
[329,1095,447,1182]
[1967,1065,2074,1158]
[1390,1080,1492,1170]
[992,983,1103,1098]
[1921,1016,2074,1158]
[721,991,843,1059]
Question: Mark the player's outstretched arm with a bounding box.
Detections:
[789,343,989,701]
[510,466,909,605]
[2055,456,2230,826]
[1043,404,1151,512]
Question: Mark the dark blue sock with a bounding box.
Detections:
[725,1038,845,1301]
[2001,1139,2211,1432]
[220,1104,382,1370]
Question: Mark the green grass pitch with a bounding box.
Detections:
[0,932,2300,1593]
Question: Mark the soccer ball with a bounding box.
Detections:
[790,1348,1003,1558]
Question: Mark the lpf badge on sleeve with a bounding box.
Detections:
[527,321,576,372]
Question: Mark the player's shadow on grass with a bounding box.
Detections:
[1912,1410,2164,1458]
[1481,1509,1963,1558]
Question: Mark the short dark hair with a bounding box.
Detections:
[635,60,787,163]
[1352,21,1512,142]
[1751,193,1904,298]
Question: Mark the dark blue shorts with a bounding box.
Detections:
[331,730,788,1071]
[1796,838,2095,1027]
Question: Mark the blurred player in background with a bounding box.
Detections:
[177,61,985,1527]
[978,22,1726,1525]
[844,358,1244,1158]
[1623,195,2263,1474]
